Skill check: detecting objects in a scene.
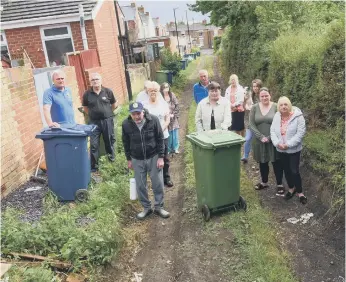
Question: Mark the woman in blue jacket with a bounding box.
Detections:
[270,96,307,204]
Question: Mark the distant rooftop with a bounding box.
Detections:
[0,0,98,23]
[120,5,136,21]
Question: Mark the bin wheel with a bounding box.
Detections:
[201,205,210,222]
[75,189,88,202]
[238,196,247,211]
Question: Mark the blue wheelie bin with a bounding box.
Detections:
[36,124,96,201]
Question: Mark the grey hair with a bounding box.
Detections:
[144,80,151,89]
[199,69,208,76]
[90,72,102,80]
[51,69,65,80]
[150,81,160,90]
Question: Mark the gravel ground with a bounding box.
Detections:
[2,170,98,226]
[1,171,48,222]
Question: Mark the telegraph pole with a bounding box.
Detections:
[186,10,192,50]
[173,8,181,56]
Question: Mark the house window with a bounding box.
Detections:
[40,24,74,67]
[1,32,10,60]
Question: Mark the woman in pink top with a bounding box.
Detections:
[225,74,245,137]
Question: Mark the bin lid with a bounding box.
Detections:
[36,124,97,140]
[156,70,170,73]
[186,130,245,149]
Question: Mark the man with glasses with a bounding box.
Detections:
[43,69,75,127]
[82,73,118,172]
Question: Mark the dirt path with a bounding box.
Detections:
[212,61,345,282]
[102,51,344,282]
[102,52,235,282]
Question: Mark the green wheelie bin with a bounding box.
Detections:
[186,129,247,221]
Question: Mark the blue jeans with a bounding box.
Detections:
[243,129,253,159]
[168,129,179,153]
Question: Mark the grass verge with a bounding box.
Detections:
[184,102,297,282]
[2,106,134,281]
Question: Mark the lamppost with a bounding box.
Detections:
[186,10,192,51]
[173,8,180,56]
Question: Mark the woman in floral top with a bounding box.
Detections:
[160,83,180,154]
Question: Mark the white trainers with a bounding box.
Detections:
[136,209,153,220]
[154,208,170,218]
[174,150,180,154]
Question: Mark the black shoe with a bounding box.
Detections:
[284,190,296,200]
[108,156,115,162]
[164,180,174,187]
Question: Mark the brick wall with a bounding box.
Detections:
[5,26,46,68]
[93,1,128,104]
[0,64,83,197]
[5,21,98,69]
[1,65,42,196]
[70,20,98,51]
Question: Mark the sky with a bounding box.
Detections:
[119,0,210,25]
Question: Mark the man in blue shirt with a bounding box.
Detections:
[43,70,75,127]
[193,69,210,104]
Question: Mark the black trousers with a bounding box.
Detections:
[259,161,283,185]
[163,138,171,183]
[278,151,303,193]
[90,117,115,169]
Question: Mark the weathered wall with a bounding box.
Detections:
[0,64,83,197]
[128,63,150,94]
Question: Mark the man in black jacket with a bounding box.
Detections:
[83,73,117,172]
[122,102,170,220]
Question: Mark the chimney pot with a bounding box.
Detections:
[130,2,135,7]
[138,5,144,13]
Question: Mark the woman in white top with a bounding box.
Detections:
[195,81,232,132]
[225,74,245,136]
[143,81,173,187]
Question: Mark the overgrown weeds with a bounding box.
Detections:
[1,107,132,280]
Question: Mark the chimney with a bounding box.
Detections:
[130,2,135,7]
[202,19,207,25]
[145,12,149,16]
[138,5,144,13]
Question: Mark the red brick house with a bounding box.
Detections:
[0,0,128,103]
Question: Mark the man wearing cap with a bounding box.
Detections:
[122,102,170,220]
[83,73,117,172]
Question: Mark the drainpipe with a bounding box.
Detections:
[114,0,133,101]
[79,4,88,50]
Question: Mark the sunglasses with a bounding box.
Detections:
[91,78,100,81]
